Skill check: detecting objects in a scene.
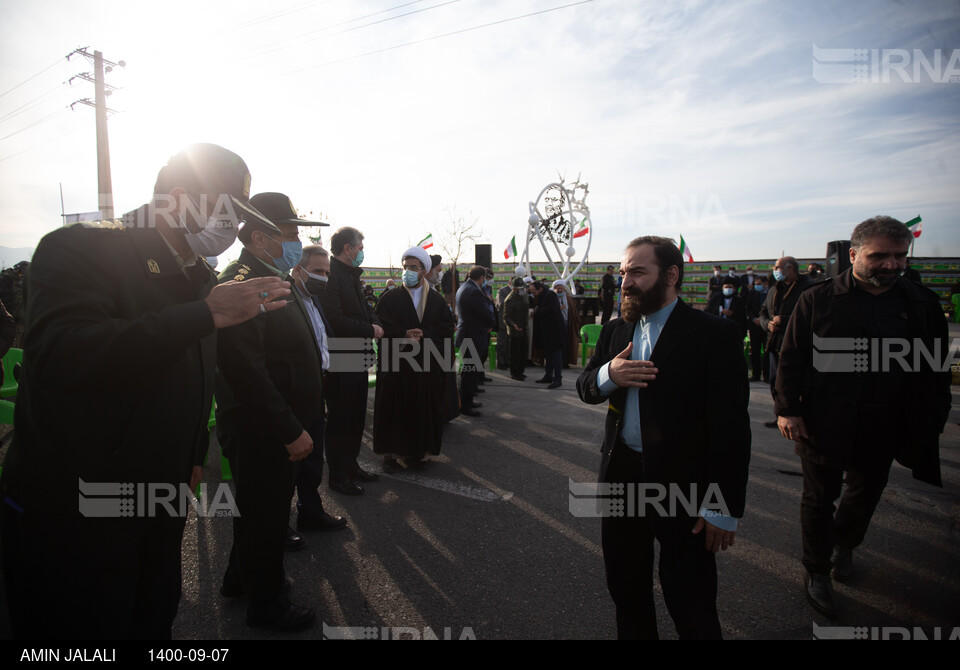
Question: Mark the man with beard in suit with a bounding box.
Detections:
[577,235,751,639]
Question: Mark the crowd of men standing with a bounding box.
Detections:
[0,140,949,641]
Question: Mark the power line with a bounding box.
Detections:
[228,0,344,33]
[0,83,66,125]
[283,0,595,75]
[0,57,63,101]
[0,125,83,164]
[0,107,69,143]
[232,0,440,64]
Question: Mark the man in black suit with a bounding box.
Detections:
[290,245,348,533]
[577,235,751,640]
[705,276,747,339]
[758,256,810,426]
[744,276,769,381]
[528,280,565,388]
[600,265,617,324]
[738,266,758,296]
[456,265,496,416]
[708,265,724,296]
[321,227,383,495]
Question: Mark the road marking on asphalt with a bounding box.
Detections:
[379,471,512,502]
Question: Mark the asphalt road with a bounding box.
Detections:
[171,367,960,641]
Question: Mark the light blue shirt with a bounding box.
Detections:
[297,285,330,371]
[596,298,738,531]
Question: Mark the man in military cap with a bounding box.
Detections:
[215,192,326,632]
[0,143,287,639]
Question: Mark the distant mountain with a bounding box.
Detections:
[0,247,34,269]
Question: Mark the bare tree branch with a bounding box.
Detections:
[436,206,483,269]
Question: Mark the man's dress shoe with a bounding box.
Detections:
[297,512,348,532]
[329,479,364,496]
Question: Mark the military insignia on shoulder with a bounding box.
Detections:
[147,259,160,274]
[238,265,250,275]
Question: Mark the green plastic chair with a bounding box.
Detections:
[580,324,603,366]
[1,347,23,398]
[0,398,14,426]
[952,294,960,324]
[203,399,232,483]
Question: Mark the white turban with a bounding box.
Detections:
[402,246,432,273]
[522,276,534,284]
[552,279,566,289]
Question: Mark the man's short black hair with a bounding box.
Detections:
[851,215,912,249]
[330,226,363,255]
[468,265,486,281]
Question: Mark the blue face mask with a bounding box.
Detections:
[273,240,303,273]
[773,269,784,282]
[352,248,365,268]
[403,269,420,288]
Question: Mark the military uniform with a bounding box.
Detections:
[0,218,218,638]
[215,247,324,617]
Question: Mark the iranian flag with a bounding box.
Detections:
[504,235,518,259]
[904,215,922,239]
[418,233,434,250]
[572,217,590,239]
[679,235,694,263]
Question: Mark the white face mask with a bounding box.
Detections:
[181,195,239,257]
[723,287,735,297]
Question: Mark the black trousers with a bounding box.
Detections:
[325,370,369,482]
[601,444,722,640]
[543,347,563,382]
[746,322,765,379]
[295,414,327,519]
[496,324,510,368]
[459,335,485,407]
[800,453,895,575]
[223,421,297,616]
[2,502,185,639]
[509,336,526,378]
[601,295,614,324]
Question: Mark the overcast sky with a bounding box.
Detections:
[1,0,958,270]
